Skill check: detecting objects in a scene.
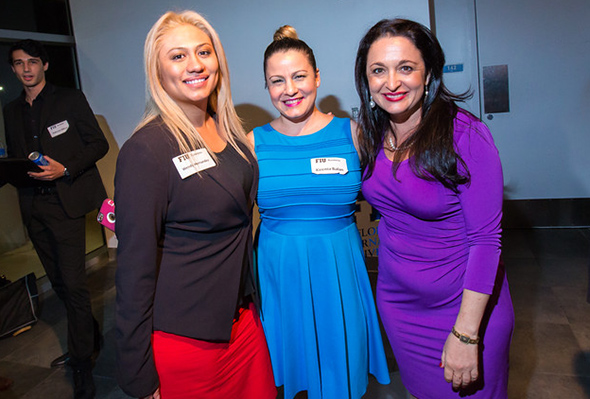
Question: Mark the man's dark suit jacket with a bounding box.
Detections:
[114,119,259,397]
[3,83,108,222]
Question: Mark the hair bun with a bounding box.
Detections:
[273,25,298,41]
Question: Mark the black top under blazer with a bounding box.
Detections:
[114,119,259,397]
[3,83,108,221]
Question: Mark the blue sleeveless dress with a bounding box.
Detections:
[253,117,390,399]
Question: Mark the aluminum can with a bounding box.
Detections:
[28,151,49,166]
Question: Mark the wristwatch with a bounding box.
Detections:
[451,326,480,344]
[63,167,70,177]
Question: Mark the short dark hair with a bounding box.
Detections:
[8,39,50,65]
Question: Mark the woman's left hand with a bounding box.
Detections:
[440,332,479,390]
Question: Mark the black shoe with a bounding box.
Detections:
[52,332,101,369]
[50,352,70,368]
[72,368,96,399]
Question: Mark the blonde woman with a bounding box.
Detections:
[114,11,275,399]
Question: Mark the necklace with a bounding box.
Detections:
[386,135,413,152]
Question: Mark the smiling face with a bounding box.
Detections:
[366,35,429,128]
[265,49,320,123]
[158,24,219,112]
[11,49,48,89]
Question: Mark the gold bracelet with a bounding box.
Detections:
[451,326,480,345]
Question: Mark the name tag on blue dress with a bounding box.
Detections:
[310,157,348,175]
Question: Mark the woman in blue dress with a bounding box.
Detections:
[248,25,390,399]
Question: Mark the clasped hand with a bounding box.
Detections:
[440,332,479,390]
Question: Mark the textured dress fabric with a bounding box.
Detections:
[254,117,390,399]
[362,109,514,398]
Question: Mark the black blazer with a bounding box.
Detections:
[114,120,259,397]
[3,83,108,220]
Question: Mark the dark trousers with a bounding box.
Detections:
[26,192,97,369]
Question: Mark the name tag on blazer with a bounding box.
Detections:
[173,148,216,179]
[47,120,69,138]
[310,157,348,175]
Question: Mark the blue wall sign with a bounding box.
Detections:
[443,64,464,73]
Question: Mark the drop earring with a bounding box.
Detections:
[369,96,376,109]
[424,86,429,97]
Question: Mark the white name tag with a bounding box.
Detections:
[310,157,348,175]
[47,120,69,138]
[173,149,216,179]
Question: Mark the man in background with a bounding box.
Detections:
[3,39,108,399]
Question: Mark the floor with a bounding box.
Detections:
[0,228,588,398]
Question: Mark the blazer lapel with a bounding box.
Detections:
[203,142,257,217]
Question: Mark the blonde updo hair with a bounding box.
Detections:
[263,25,317,85]
[273,25,299,41]
[136,10,249,160]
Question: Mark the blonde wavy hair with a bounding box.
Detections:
[136,10,249,160]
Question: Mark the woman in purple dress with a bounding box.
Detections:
[353,19,514,398]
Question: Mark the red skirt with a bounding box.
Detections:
[152,303,276,399]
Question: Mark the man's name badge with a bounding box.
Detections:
[48,120,69,138]
[310,157,348,175]
[173,148,216,179]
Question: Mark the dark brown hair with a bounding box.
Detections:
[8,39,49,65]
[354,18,471,191]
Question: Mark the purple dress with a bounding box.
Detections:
[362,110,514,398]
